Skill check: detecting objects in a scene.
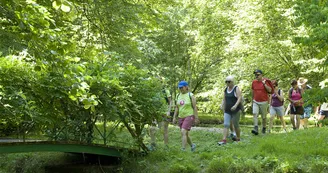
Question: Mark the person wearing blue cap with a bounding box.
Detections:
[173,80,199,151]
[251,69,273,135]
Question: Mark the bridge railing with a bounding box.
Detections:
[1,116,139,150]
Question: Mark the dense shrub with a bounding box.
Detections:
[168,163,198,173]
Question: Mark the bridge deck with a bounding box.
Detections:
[0,141,126,157]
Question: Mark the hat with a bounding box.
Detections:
[225,75,235,82]
[254,69,263,74]
[178,81,188,88]
[298,77,308,85]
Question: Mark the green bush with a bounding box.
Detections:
[0,121,18,137]
[168,163,198,173]
[198,115,221,125]
[309,161,328,172]
[206,157,233,173]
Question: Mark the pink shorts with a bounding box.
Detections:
[178,115,195,131]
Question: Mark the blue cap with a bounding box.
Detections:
[178,81,188,88]
[254,69,263,74]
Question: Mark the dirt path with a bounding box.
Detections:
[0,139,43,143]
[191,126,223,133]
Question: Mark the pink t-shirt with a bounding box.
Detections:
[290,89,302,106]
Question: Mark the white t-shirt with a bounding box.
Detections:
[321,103,328,111]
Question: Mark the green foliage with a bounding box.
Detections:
[206,157,232,173]
[303,87,328,106]
[0,0,170,149]
[169,163,198,173]
[0,152,76,173]
[1,0,328,153]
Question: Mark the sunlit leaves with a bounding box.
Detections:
[52,0,71,12]
[52,1,61,10]
[60,3,71,13]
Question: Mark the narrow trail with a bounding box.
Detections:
[191,126,223,133]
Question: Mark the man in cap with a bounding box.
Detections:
[251,69,272,135]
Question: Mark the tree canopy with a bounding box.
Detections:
[0,0,327,150]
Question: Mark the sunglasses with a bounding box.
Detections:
[225,81,232,83]
[255,73,261,76]
[179,87,184,89]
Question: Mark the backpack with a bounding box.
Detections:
[176,92,194,109]
[264,78,275,94]
[277,89,284,105]
[162,88,170,105]
[225,86,244,112]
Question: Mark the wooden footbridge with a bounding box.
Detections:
[0,116,141,158]
[0,139,123,157]
[0,121,140,158]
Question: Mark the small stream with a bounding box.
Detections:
[44,153,122,173]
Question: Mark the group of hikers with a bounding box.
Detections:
[149,70,328,151]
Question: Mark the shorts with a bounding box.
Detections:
[252,101,268,116]
[223,112,240,129]
[300,106,312,119]
[290,105,304,115]
[270,106,284,116]
[178,115,195,131]
[320,110,328,117]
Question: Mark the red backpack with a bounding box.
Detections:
[264,78,275,94]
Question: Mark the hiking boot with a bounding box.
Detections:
[233,138,240,143]
[262,128,266,134]
[229,133,235,139]
[251,126,259,135]
[251,129,258,135]
[218,139,227,145]
[191,143,196,152]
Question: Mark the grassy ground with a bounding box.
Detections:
[122,119,328,173]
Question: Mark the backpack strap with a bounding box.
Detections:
[233,86,238,97]
[225,86,238,98]
[189,92,194,109]
[175,93,180,106]
[176,92,194,109]
[289,87,293,98]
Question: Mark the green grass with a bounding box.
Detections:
[122,125,328,173]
